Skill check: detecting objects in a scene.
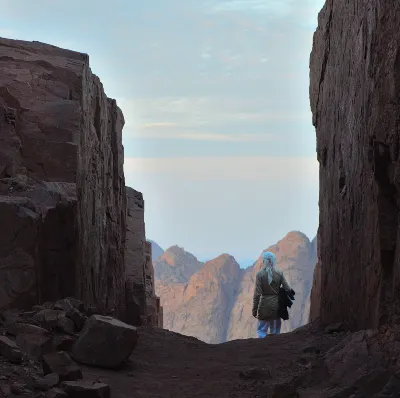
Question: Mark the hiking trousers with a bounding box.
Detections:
[256,318,281,338]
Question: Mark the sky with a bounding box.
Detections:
[0,0,325,266]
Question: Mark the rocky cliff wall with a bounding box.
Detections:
[309,0,400,329]
[0,37,156,323]
[125,188,162,326]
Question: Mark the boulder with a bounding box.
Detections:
[33,310,64,330]
[16,332,52,360]
[52,335,75,352]
[57,314,75,335]
[72,315,138,368]
[33,373,59,391]
[5,322,50,337]
[43,351,82,382]
[0,336,23,363]
[46,388,68,398]
[60,381,110,398]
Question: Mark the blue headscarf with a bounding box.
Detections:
[261,251,277,284]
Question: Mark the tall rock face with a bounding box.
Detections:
[309,1,400,329]
[124,188,163,327]
[156,232,316,343]
[76,59,127,318]
[125,187,146,325]
[0,37,158,324]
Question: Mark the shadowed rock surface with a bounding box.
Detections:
[309,0,400,330]
[0,37,126,318]
[0,37,162,327]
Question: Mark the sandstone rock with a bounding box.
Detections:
[33,310,63,330]
[125,189,163,327]
[33,373,59,391]
[66,309,86,332]
[10,381,31,395]
[46,388,68,398]
[309,0,400,329]
[16,332,52,359]
[324,323,344,334]
[0,336,23,363]
[43,351,82,382]
[60,381,110,398]
[144,242,163,328]
[5,322,49,337]
[0,310,21,326]
[0,37,126,318]
[72,315,138,368]
[56,314,75,335]
[125,188,147,326]
[52,335,75,353]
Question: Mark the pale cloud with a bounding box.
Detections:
[131,131,276,142]
[118,96,312,131]
[209,0,295,15]
[140,122,179,129]
[124,156,318,182]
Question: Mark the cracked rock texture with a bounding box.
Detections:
[310,0,400,329]
[125,188,162,327]
[0,37,135,321]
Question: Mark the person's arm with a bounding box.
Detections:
[281,272,292,293]
[252,273,262,317]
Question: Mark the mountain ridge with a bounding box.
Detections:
[153,230,317,343]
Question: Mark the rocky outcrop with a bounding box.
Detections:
[0,37,161,328]
[0,37,126,317]
[124,188,162,326]
[125,188,146,325]
[309,1,400,329]
[156,232,316,343]
[0,297,137,396]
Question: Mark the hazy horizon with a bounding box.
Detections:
[1,0,325,261]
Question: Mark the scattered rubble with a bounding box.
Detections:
[0,297,137,397]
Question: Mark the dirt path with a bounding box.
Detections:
[81,324,345,398]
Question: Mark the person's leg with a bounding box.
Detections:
[256,320,270,338]
[271,318,282,335]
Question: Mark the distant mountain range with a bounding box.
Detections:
[151,231,317,344]
[149,240,164,261]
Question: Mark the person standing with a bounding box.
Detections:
[252,251,292,338]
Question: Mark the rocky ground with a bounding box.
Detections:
[1,299,399,398]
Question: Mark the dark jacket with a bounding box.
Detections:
[278,288,295,320]
[252,268,291,320]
